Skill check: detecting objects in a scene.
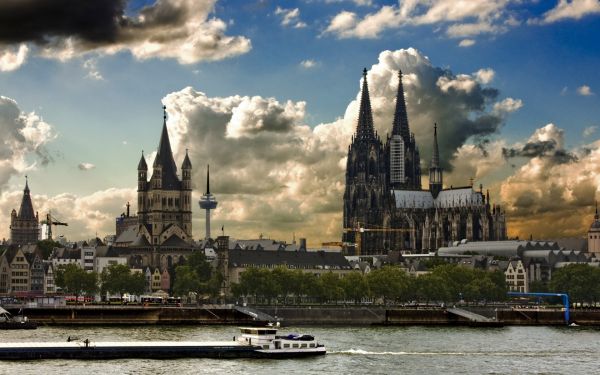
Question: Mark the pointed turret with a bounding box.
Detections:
[18,177,35,220]
[182,149,192,170]
[429,123,443,198]
[151,105,180,190]
[431,123,440,168]
[355,68,375,140]
[138,151,148,171]
[392,70,410,140]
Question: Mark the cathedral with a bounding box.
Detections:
[10,178,40,245]
[343,69,506,255]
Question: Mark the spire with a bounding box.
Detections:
[355,68,375,140]
[138,151,148,170]
[182,149,192,169]
[18,176,35,220]
[206,164,210,195]
[596,200,598,220]
[392,70,410,140]
[152,105,180,189]
[431,123,440,168]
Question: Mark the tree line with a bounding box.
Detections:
[228,264,508,305]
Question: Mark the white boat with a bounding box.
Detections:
[237,326,327,358]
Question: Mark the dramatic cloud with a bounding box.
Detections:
[577,85,594,96]
[0,96,56,190]
[0,0,251,70]
[275,7,307,28]
[323,0,514,39]
[78,163,96,171]
[500,123,600,239]
[153,47,519,245]
[538,0,600,24]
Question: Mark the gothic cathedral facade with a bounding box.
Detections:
[343,69,507,255]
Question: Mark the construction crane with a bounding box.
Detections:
[342,223,415,256]
[40,211,68,241]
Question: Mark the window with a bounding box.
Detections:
[283,344,290,348]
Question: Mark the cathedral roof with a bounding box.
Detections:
[18,178,36,220]
[392,70,411,140]
[151,106,181,190]
[355,68,376,141]
[393,187,484,209]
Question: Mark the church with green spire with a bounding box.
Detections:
[343,69,507,255]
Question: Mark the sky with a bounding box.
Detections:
[0,0,599,245]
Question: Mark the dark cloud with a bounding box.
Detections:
[502,139,577,165]
[0,0,126,45]
[0,0,251,67]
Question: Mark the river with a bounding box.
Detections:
[1,325,598,374]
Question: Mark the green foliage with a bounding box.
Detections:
[55,264,98,298]
[172,251,217,299]
[100,264,145,297]
[231,263,509,305]
[550,264,600,303]
[528,280,548,293]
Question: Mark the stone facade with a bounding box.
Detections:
[343,69,507,255]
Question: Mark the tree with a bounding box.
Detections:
[55,264,98,302]
[367,266,410,304]
[100,264,146,298]
[172,251,215,303]
[341,272,368,304]
[550,264,600,303]
[317,272,344,304]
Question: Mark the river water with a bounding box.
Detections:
[1,325,598,374]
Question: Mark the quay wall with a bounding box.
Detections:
[7,306,600,326]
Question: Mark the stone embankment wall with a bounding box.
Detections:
[8,305,600,326]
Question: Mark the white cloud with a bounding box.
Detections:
[83,58,103,81]
[583,126,597,137]
[0,96,56,190]
[577,85,594,96]
[275,7,307,28]
[474,68,495,84]
[324,0,513,39]
[300,59,319,69]
[0,44,29,72]
[493,98,524,115]
[458,39,476,47]
[539,0,600,24]
[78,163,95,171]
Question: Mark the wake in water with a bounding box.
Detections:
[331,349,568,357]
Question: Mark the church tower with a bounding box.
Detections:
[343,69,387,254]
[429,123,443,198]
[137,106,192,245]
[387,70,421,190]
[10,177,40,245]
[588,202,600,257]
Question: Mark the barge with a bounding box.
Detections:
[0,326,326,360]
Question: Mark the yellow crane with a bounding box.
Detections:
[40,211,68,241]
[342,223,415,256]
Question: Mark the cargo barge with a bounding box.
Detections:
[0,327,326,360]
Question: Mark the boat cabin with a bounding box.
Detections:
[237,327,321,351]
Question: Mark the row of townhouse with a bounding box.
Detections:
[0,247,55,296]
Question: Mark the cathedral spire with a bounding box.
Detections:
[392,70,410,140]
[431,123,440,168]
[596,200,598,221]
[355,68,375,140]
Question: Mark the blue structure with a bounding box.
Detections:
[507,292,570,324]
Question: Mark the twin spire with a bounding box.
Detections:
[355,68,376,140]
